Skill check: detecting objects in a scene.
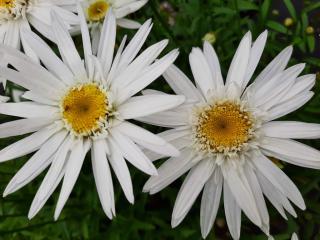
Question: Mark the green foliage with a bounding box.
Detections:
[1,0,320,239]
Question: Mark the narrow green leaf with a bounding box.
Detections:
[284,0,297,20]
[267,20,288,34]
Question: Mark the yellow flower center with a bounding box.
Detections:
[87,0,109,22]
[194,101,254,154]
[61,83,109,137]
[0,0,15,9]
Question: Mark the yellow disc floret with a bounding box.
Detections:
[87,0,109,22]
[194,101,254,155]
[0,0,15,9]
[61,83,109,137]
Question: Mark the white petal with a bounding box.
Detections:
[251,151,305,210]
[253,64,305,109]
[77,3,92,70]
[112,39,168,89]
[292,233,299,240]
[253,46,293,89]
[118,94,185,119]
[261,137,320,169]
[114,121,179,157]
[0,125,60,162]
[224,182,241,240]
[0,66,61,100]
[200,168,223,238]
[203,41,224,89]
[226,31,252,95]
[143,148,198,194]
[189,47,215,99]
[262,121,320,139]
[117,18,141,29]
[0,118,53,138]
[21,30,74,85]
[257,173,296,219]
[28,136,72,219]
[19,20,39,62]
[277,74,315,105]
[266,91,313,122]
[117,19,152,71]
[91,139,115,219]
[108,139,134,203]
[4,21,20,49]
[244,163,269,232]
[54,139,90,220]
[163,64,203,101]
[4,130,68,196]
[52,11,87,81]
[98,9,116,75]
[118,49,179,103]
[242,30,268,90]
[110,129,157,175]
[222,162,262,227]
[136,108,189,128]
[172,159,215,227]
[0,102,58,118]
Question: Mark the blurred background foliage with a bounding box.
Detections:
[1,0,320,239]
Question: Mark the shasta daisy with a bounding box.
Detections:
[0,7,184,220]
[143,31,320,239]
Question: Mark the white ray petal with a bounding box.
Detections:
[143,148,198,194]
[172,159,215,227]
[242,30,268,91]
[54,139,90,220]
[222,162,262,227]
[117,19,152,71]
[108,139,134,204]
[262,121,320,139]
[253,46,293,89]
[98,9,116,75]
[21,30,74,85]
[52,11,87,81]
[91,139,115,219]
[189,47,215,99]
[226,31,252,96]
[252,151,305,209]
[118,94,185,119]
[0,125,60,162]
[0,102,59,118]
[114,121,179,157]
[28,137,72,219]
[110,129,157,175]
[0,118,53,138]
[261,137,320,169]
[4,130,68,196]
[118,49,179,103]
[163,64,203,101]
[200,168,223,238]
[224,182,241,240]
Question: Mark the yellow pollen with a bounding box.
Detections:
[61,84,108,136]
[195,101,254,154]
[0,0,15,8]
[87,0,109,22]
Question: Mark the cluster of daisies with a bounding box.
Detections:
[0,0,317,239]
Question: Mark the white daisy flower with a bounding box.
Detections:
[0,0,78,61]
[143,30,320,239]
[79,0,148,52]
[0,7,184,220]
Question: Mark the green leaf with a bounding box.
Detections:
[238,0,259,11]
[304,2,320,12]
[266,20,288,34]
[307,35,316,52]
[260,0,271,22]
[284,0,297,20]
